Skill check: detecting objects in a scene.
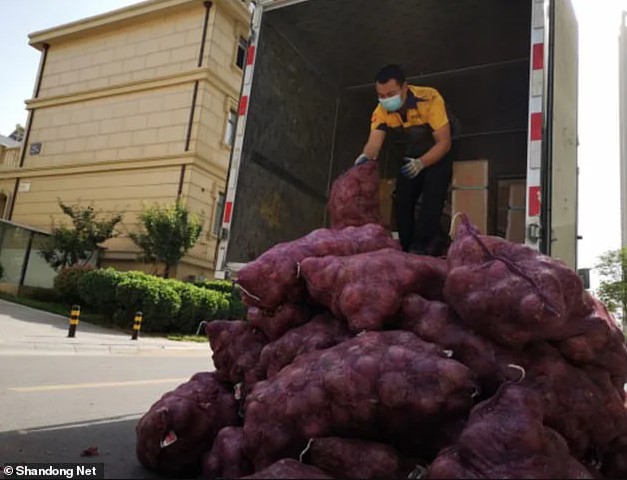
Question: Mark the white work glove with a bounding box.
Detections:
[401,157,424,179]
[354,153,369,166]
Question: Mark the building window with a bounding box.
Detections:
[225,109,237,148]
[236,37,248,69]
[213,192,226,235]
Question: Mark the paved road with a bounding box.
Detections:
[0,300,213,479]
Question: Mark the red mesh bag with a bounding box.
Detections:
[426,383,594,479]
[603,434,627,479]
[308,437,402,479]
[247,303,312,341]
[205,320,268,395]
[243,331,476,469]
[259,312,350,379]
[400,294,521,394]
[240,459,333,479]
[520,343,627,456]
[444,216,594,348]
[555,294,627,389]
[236,223,400,309]
[202,426,253,479]
[327,159,381,229]
[135,372,239,476]
[301,249,448,331]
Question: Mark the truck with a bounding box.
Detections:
[213,0,579,279]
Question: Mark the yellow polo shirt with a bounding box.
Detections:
[370,85,450,133]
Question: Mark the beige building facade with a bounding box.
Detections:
[0,0,252,279]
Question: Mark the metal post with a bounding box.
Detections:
[18,231,34,287]
[68,305,80,337]
[131,311,143,340]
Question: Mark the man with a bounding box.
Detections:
[355,64,460,255]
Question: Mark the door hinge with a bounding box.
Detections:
[527,223,542,243]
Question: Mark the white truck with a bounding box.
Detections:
[214,0,579,279]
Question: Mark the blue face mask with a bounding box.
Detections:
[378,93,403,112]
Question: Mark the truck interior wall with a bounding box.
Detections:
[228,22,339,262]
[330,91,377,181]
[430,62,531,235]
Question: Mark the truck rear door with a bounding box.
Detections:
[525,0,579,269]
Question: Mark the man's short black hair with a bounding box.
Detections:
[375,64,406,85]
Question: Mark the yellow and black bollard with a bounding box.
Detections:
[131,311,143,340]
[68,305,80,337]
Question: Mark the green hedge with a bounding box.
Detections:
[194,279,235,294]
[114,273,182,332]
[195,279,246,320]
[172,281,230,333]
[78,268,125,316]
[54,265,94,305]
[74,269,246,333]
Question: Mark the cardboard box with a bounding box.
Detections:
[379,178,396,230]
[496,179,525,237]
[451,188,488,235]
[506,209,526,243]
[452,159,489,188]
[508,182,526,209]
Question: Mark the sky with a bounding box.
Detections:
[572,0,627,290]
[0,0,141,136]
[0,0,626,290]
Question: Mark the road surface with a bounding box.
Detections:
[0,299,213,479]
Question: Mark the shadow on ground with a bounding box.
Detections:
[0,300,117,335]
[0,416,202,479]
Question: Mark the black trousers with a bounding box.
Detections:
[395,140,460,253]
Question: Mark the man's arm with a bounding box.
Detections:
[417,123,452,167]
[362,129,386,160]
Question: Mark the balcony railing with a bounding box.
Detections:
[0,146,20,169]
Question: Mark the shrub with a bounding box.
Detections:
[195,279,236,295]
[172,281,231,333]
[114,273,181,332]
[172,281,206,333]
[74,268,246,333]
[224,290,247,320]
[78,268,125,317]
[213,290,232,320]
[53,265,94,305]
[195,279,247,320]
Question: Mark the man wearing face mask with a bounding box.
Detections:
[355,64,460,255]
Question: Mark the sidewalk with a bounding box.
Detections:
[0,299,210,356]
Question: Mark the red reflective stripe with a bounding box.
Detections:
[223,201,233,224]
[239,96,248,116]
[532,43,544,70]
[246,45,256,65]
[530,112,542,141]
[528,186,541,216]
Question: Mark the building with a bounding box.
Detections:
[0,0,253,280]
[0,135,21,216]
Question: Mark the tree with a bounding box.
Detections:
[595,247,627,317]
[40,201,123,270]
[130,201,202,278]
[9,124,24,142]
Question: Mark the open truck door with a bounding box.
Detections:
[526,0,579,270]
[216,0,580,279]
